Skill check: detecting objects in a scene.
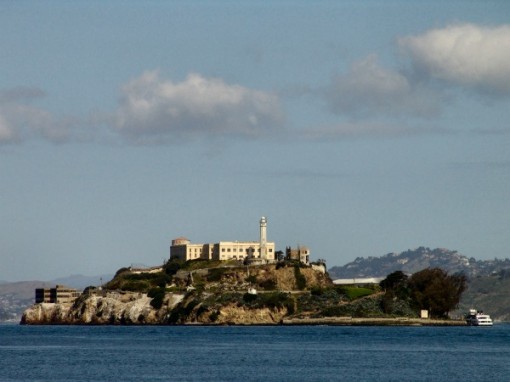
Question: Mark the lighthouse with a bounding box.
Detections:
[260,216,267,259]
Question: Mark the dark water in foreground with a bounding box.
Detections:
[1,324,509,381]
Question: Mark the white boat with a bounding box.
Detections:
[465,309,493,326]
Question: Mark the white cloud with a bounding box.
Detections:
[114,71,284,142]
[399,23,510,94]
[324,55,442,118]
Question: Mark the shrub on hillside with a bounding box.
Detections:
[294,265,307,290]
[114,267,131,277]
[122,280,150,292]
[246,275,257,284]
[148,287,166,309]
[243,293,258,303]
[259,279,277,290]
[207,268,226,282]
[164,260,183,276]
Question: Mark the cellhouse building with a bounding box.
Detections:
[170,217,276,262]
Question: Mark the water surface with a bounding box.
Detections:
[1,324,509,381]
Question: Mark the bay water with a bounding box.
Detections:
[1,324,509,381]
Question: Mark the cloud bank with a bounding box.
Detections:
[114,71,284,143]
[0,87,71,144]
[325,55,442,119]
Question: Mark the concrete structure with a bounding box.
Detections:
[332,277,384,285]
[129,266,163,274]
[35,285,81,304]
[170,217,275,262]
[285,246,310,265]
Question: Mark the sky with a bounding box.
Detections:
[1,1,510,282]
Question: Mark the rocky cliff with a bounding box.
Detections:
[21,289,294,325]
[21,262,331,325]
[22,292,163,325]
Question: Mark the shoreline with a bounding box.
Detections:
[19,317,467,326]
[281,317,466,326]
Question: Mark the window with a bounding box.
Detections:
[222,248,225,252]
[227,248,231,252]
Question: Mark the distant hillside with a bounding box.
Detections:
[0,274,112,322]
[328,247,510,279]
[0,281,51,321]
[328,247,510,322]
[456,270,510,322]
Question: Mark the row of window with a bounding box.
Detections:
[220,248,274,253]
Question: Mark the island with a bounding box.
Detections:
[21,218,467,326]
[21,259,466,326]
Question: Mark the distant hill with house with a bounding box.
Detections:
[328,247,510,279]
[328,247,510,322]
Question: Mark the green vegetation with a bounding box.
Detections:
[379,268,467,318]
[319,297,382,318]
[408,268,466,318]
[207,267,227,282]
[241,292,295,314]
[337,286,376,300]
[166,299,205,323]
[105,271,171,292]
[246,275,257,284]
[148,287,166,309]
[296,285,379,317]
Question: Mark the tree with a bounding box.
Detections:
[380,271,408,291]
[407,268,467,318]
[380,271,410,314]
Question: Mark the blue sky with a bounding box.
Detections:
[1,1,510,281]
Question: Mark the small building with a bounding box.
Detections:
[285,246,310,265]
[35,285,81,304]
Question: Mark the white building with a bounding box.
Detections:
[170,217,275,262]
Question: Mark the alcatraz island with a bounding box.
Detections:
[21,217,467,326]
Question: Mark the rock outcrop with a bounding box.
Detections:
[21,292,181,325]
[20,291,290,325]
[21,262,378,325]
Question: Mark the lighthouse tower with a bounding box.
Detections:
[260,216,267,260]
